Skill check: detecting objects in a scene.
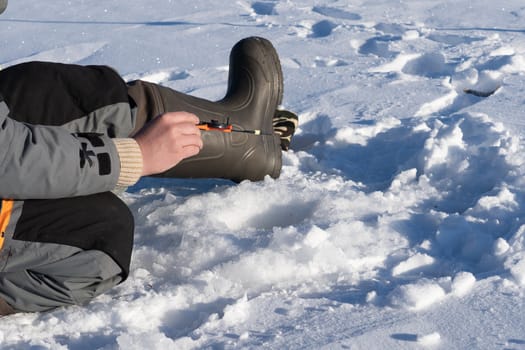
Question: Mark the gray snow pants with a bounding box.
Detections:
[0,240,123,313]
[0,193,133,314]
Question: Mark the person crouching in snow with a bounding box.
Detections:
[0,1,297,315]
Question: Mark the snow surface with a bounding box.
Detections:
[2,0,525,349]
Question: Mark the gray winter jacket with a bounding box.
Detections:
[0,62,142,200]
[0,98,121,199]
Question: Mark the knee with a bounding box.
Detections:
[88,193,135,274]
[95,192,135,234]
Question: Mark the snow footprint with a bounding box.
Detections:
[292,5,362,39]
[292,19,339,39]
[309,20,338,38]
[391,332,442,347]
[359,35,400,58]
[358,23,412,58]
[251,1,278,16]
[312,6,361,21]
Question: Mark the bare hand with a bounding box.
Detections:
[133,112,203,176]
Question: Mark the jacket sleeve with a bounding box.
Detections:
[0,98,122,199]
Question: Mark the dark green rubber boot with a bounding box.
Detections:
[0,0,7,15]
[128,37,283,182]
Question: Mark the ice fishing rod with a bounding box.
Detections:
[197,119,274,136]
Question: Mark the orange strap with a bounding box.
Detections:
[0,199,14,250]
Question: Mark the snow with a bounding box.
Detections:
[2,0,525,348]
[417,332,441,347]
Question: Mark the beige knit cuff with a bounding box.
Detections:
[113,138,143,187]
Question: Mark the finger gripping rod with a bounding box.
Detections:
[198,119,269,135]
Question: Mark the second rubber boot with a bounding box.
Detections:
[128,37,283,182]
